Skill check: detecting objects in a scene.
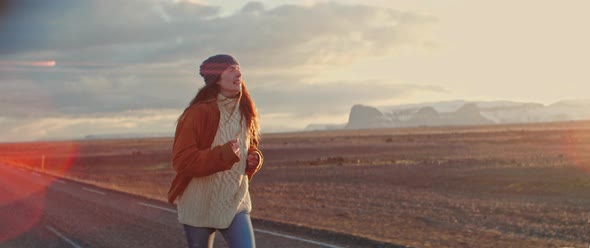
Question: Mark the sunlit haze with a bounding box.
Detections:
[1,0,589,142]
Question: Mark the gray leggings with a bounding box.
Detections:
[182,211,255,248]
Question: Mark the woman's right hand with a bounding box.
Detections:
[229,139,240,156]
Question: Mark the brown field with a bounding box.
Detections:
[2,120,590,247]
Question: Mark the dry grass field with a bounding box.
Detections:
[2,120,590,247]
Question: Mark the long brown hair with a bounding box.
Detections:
[177,83,260,146]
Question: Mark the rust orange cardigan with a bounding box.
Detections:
[167,99,263,204]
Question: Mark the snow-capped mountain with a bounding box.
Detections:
[305,99,590,131]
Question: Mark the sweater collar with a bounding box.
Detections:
[217,93,239,112]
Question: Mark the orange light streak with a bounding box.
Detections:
[0,60,56,67]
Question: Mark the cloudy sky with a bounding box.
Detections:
[1,0,589,142]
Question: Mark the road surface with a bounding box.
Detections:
[0,163,392,248]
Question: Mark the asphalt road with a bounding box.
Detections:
[0,164,359,248]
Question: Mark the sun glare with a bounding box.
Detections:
[0,141,79,242]
[559,129,590,175]
[0,166,46,242]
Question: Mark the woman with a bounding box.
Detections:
[168,54,263,248]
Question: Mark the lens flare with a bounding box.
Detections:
[0,60,56,67]
[0,165,46,242]
[0,141,79,242]
[0,81,79,241]
[559,129,590,174]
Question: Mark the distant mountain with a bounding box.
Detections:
[305,99,590,131]
[346,105,390,129]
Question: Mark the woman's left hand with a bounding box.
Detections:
[246,153,260,174]
[248,153,260,168]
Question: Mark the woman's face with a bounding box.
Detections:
[217,65,242,97]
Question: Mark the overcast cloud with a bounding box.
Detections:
[0,0,438,141]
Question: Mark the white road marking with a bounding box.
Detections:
[46,226,82,248]
[254,229,344,248]
[138,202,177,213]
[32,172,41,177]
[82,187,106,195]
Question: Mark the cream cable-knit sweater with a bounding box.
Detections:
[177,94,251,228]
